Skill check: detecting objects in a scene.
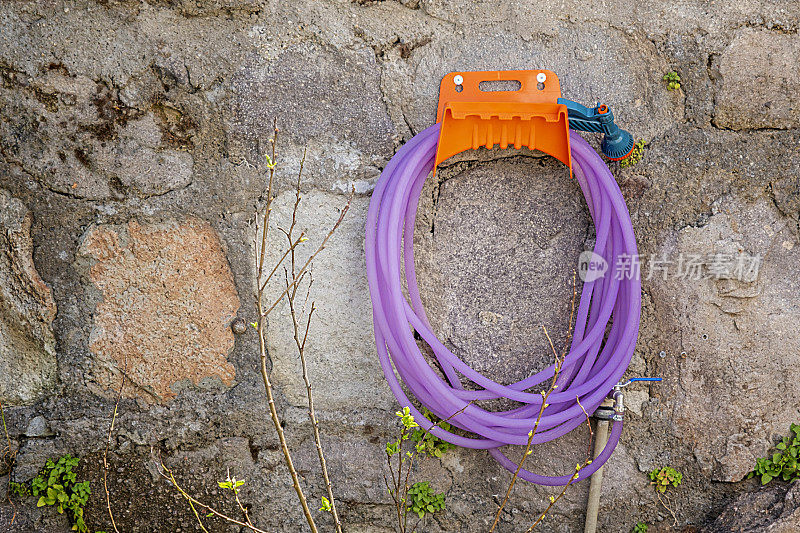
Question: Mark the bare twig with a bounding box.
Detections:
[253,120,319,533]
[576,395,594,459]
[260,193,352,319]
[102,363,126,533]
[156,457,269,533]
[1,399,18,526]
[281,160,344,532]
[258,232,306,293]
[489,346,559,532]
[490,273,578,532]
[524,468,579,532]
[525,385,595,532]
[161,119,350,533]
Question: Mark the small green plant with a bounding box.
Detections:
[620,139,646,169]
[632,521,648,533]
[648,466,683,494]
[320,496,332,512]
[217,475,245,493]
[386,406,419,457]
[29,455,91,532]
[9,480,30,497]
[385,407,451,532]
[663,71,681,91]
[749,423,800,485]
[406,481,445,519]
[410,408,456,458]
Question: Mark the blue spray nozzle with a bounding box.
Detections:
[557,98,635,161]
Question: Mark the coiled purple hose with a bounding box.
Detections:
[366,123,640,485]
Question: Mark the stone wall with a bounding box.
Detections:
[1,1,799,532]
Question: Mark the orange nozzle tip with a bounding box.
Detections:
[608,146,635,161]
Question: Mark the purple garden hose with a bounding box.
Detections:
[366,123,640,486]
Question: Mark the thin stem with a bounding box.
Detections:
[285,279,343,533]
[225,468,256,529]
[260,192,353,318]
[575,395,594,459]
[387,403,471,533]
[259,232,306,294]
[279,151,343,533]
[103,363,125,533]
[525,368,595,533]
[657,492,678,526]
[255,298,318,531]
[397,426,406,532]
[524,471,579,532]
[256,119,278,282]
[1,399,18,526]
[489,329,562,533]
[157,458,269,533]
[490,273,578,533]
[253,122,318,533]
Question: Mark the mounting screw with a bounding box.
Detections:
[536,72,547,83]
[453,74,463,85]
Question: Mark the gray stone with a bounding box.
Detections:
[263,191,396,411]
[714,28,800,130]
[228,42,396,191]
[0,189,56,406]
[0,66,194,199]
[660,195,800,482]
[414,156,590,386]
[702,481,800,532]
[24,415,54,438]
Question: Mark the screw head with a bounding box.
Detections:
[536,72,547,83]
[453,74,463,85]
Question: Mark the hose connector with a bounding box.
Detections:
[612,387,625,421]
[612,377,662,421]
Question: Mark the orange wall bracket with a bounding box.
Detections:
[434,70,572,176]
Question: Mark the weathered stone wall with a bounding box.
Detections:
[0,1,799,532]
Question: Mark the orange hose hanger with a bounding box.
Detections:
[434,70,635,173]
[435,70,573,174]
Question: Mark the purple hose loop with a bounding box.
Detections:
[365,123,641,485]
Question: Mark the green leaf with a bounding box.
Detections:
[762,473,773,484]
[37,496,47,507]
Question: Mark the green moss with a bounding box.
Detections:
[663,71,681,91]
[620,140,646,169]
